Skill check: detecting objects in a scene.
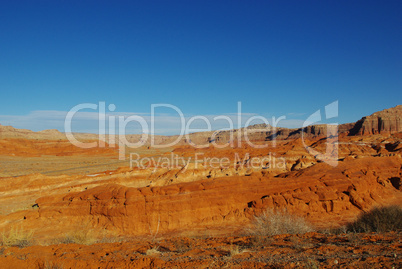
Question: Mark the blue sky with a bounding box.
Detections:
[0,1,401,134]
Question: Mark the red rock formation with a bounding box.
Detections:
[349,105,402,135]
[4,155,397,242]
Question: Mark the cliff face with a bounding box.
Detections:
[349,105,402,136]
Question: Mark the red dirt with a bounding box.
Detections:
[0,232,401,268]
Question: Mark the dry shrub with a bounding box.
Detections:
[58,230,122,245]
[61,229,97,245]
[226,243,244,257]
[96,229,123,244]
[56,221,123,245]
[347,205,402,233]
[1,227,33,248]
[247,208,314,237]
[60,222,98,245]
[146,246,161,256]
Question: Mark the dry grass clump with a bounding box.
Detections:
[145,246,161,256]
[59,222,99,245]
[347,205,402,233]
[56,221,122,245]
[61,228,97,245]
[1,227,33,248]
[226,243,245,257]
[54,228,122,246]
[247,208,314,237]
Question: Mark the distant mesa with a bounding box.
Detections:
[37,129,62,134]
[349,105,402,136]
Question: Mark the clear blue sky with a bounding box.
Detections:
[0,0,401,133]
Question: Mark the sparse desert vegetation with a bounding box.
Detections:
[0,231,401,268]
[0,227,33,248]
[247,208,315,237]
[60,228,98,246]
[347,205,402,233]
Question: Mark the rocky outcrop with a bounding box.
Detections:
[349,105,402,136]
[3,155,398,241]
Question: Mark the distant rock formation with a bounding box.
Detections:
[349,105,402,136]
[1,105,400,142]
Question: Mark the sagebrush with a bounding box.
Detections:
[347,205,402,233]
[247,208,314,237]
